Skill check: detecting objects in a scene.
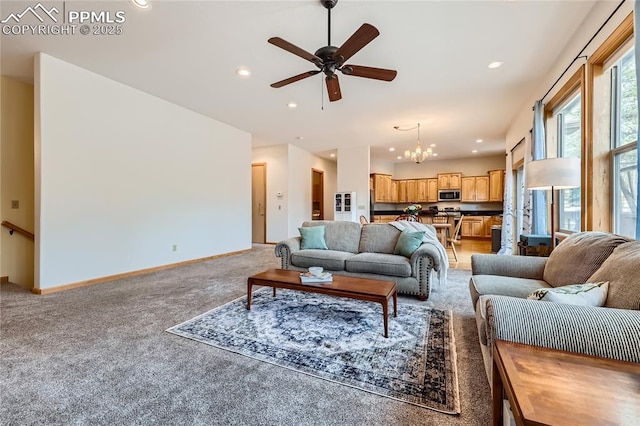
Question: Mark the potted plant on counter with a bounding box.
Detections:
[403,204,422,220]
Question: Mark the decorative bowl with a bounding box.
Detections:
[308,266,324,277]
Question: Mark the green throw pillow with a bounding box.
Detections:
[394,230,425,258]
[298,226,328,250]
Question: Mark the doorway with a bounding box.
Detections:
[312,169,324,220]
[251,163,266,243]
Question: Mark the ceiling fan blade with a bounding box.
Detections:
[270,71,321,88]
[268,37,322,65]
[341,65,397,82]
[333,23,379,65]
[325,75,342,102]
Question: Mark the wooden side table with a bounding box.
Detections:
[492,340,640,426]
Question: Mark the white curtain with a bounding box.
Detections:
[531,100,548,235]
[498,152,514,255]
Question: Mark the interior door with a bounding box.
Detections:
[252,163,266,243]
[312,169,324,220]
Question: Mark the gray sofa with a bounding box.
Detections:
[469,231,640,381]
[275,220,445,300]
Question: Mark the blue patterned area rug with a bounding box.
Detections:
[166,289,460,414]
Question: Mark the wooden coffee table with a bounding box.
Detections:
[493,339,640,426]
[247,269,398,338]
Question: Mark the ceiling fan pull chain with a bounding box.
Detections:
[321,75,325,110]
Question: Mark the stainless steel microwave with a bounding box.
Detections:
[438,190,461,201]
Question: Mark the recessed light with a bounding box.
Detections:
[287,102,297,108]
[389,147,395,152]
[330,153,336,158]
[432,153,438,157]
[472,149,478,153]
[397,156,402,160]
[236,67,251,77]
[131,0,150,8]
[430,144,436,148]
[488,61,503,69]
[476,139,483,143]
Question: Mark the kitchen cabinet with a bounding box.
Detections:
[407,180,418,202]
[417,179,427,202]
[427,178,438,202]
[397,180,407,203]
[390,180,398,203]
[438,173,462,190]
[489,169,505,202]
[372,174,392,202]
[461,216,485,238]
[483,215,503,238]
[373,215,397,223]
[461,176,489,202]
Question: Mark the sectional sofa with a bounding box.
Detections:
[469,231,640,381]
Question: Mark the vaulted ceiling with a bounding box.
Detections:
[1,0,599,162]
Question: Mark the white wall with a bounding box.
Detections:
[252,144,289,243]
[506,1,634,150]
[370,157,394,175]
[252,144,337,241]
[311,156,337,222]
[393,154,506,179]
[34,53,251,290]
[1,77,35,288]
[288,144,312,237]
[337,146,370,220]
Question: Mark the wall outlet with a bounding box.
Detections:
[172,244,177,252]
[11,200,19,209]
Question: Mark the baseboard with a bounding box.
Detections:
[31,249,252,295]
[0,276,8,284]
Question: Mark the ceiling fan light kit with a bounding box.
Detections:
[268,0,397,102]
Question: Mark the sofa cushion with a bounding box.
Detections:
[587,240,640,310]
[528,282,609,307]
[394,230,425,258]
[345,253,411,277]
[469,275,550,308]
[358,223,401,254]
[543,232,631,287]
[298,226,328,250]
[291,250,354,271]
[302,221,361,253]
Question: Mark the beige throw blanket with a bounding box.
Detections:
[389,221,449,286]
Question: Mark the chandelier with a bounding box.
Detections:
[394,123,435,164]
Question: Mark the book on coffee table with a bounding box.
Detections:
[299,272,333,283]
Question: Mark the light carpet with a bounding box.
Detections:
[167,287,460,414]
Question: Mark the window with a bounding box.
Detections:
[610,48,638,238]
[556,94,582,232]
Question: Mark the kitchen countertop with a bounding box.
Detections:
[372,210,502,216]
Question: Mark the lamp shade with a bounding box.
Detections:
[526,157,581,190]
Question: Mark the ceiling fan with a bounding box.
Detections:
[268,0,397,102]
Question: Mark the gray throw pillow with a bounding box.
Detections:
[587,240,640,310]
[543,232,631,287]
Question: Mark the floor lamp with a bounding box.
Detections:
[526,157,581,249]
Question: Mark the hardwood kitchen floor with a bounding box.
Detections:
[448,239,492,270]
